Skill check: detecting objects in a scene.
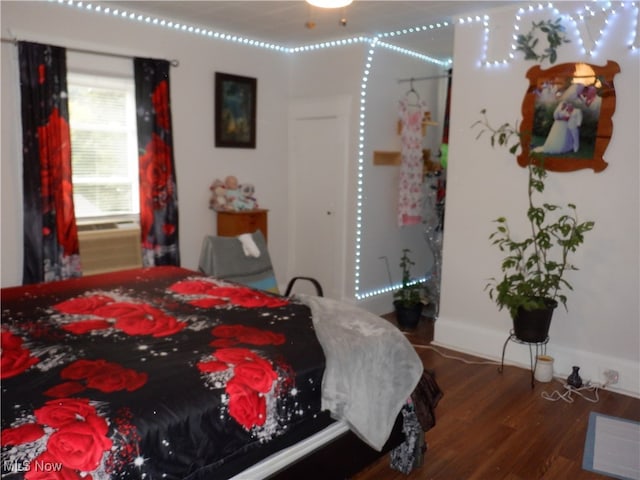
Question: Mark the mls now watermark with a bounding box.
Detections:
[2,459,64,474]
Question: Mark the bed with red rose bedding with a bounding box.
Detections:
[1,266,435,479]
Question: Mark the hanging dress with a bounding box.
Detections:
[397,97,428,227]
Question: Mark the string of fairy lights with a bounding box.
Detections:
[46,0,638,300]
[51,0,638,60]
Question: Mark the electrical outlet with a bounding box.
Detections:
[603,369,619,385]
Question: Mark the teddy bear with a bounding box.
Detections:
[234,183,258,211]
[209,178,229,211]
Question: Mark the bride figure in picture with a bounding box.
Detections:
[566,102,582,153]
[533,101,575,154]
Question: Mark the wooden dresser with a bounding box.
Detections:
[216,209,268,241]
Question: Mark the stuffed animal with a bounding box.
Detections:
[209,178,230,211]
[224,175,240,206]
[209,175,259,211]
[234,183,258,210]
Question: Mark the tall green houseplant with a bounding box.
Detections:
[474,18,595,339]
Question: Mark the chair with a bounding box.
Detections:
[198,230,323,297]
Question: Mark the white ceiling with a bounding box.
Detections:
[101,1,520,59]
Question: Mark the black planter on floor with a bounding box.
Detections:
[393,301,424,330]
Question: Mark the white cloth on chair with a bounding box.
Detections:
[238,233,261,258]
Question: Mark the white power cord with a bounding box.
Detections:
[411,344,502,366]
[413,343,608,404]
[541,378,609,404]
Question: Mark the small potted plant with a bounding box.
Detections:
[473,18,594,342]
[393,249,425,329]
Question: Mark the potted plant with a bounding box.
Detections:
[393,248,425,329]
[473,18,594,342]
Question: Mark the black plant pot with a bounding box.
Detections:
[512,298,558,343]
[393,301,424,330]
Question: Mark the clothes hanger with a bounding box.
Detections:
[406,78,420,107]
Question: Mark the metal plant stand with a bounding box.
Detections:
[498,330,549,388]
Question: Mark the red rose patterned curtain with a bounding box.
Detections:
[134,58,180,266]
[19,41,81,284]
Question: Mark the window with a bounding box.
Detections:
[68,73,139,223]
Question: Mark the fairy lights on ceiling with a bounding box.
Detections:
[50,0,451,63]
[52,0,636,67]
[376,41,451,67]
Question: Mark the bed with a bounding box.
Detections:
[1,266,440,479]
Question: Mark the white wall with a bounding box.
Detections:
[437,4,640,396]
[1,0,291,287]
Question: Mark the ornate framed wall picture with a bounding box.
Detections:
[215,72,257,148]
[518,60,620,172]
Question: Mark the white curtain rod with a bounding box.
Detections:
[1,37,179,67]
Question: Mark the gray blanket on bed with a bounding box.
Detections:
[296,294,424,451]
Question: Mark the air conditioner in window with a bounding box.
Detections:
[77,221,142,275]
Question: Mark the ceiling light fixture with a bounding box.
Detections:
[306,0,353,8]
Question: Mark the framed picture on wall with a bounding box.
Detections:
[518,60,620,172]
[215,72,257,148]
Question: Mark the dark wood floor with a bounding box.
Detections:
[354,316,640,480]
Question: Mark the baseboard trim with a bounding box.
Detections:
[434,317,640,398]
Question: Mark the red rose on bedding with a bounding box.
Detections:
[203,286,248,298]
[0,422,45,446]
[59,359,104,381]
[168,279,217,295]
[211,324,285,346]
[85,364,147,393]
[53,295,114,315]
[213,348,262,365]
[188,297,228,308]
[197,359,229,373]
[32,398,112,472]
[208,338,238,348]
[221,287,288,308]
[34,398,98,428]
[45,412,112,471]
[1,329,40,379]
[225,377,267,430]
[115,310,184,337]
[94,302,185,337]
[233,358,278,394]
[61,320,111,335]
[60,359,147,393]
[44,381,86,398]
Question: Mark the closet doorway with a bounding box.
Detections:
[287,96,351,300]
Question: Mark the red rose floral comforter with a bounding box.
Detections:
[1,267,330,479]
